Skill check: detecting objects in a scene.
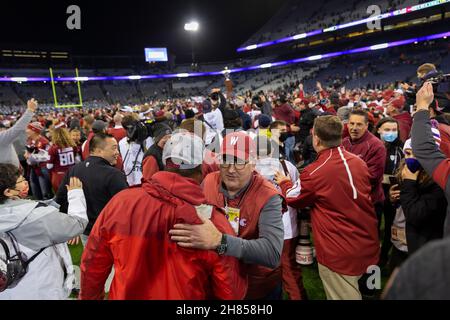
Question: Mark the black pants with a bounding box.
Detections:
[374,191,395,263]
[386,247,408,276]
[380,197,396,264]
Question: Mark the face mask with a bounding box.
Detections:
[405,158,422,173]
[279,132,290,142]
[381,131,398,143]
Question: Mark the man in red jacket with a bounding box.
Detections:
[342,109,386,220]
[107,113,127,143]
[275,115,379,300]
[80,132,246,300]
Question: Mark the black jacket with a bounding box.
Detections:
[298,108,319,144]
[261,101,272,116]
[55,156,128,235]
[301,135,317,168]
[384,139,403,175]
[400,178,447,254]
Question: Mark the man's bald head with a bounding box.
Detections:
[114,113,123,125]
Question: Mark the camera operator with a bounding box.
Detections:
[119,115,154,186]
[402,63,450,113]
[252,91,272,116]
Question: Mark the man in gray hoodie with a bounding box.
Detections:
[0,99,37,168]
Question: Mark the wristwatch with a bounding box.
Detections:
[216,233,228,255]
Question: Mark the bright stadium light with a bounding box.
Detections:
[11,77,28,82]
[184,21,199,68]
[128,75,142,80]
[184,21,199,32]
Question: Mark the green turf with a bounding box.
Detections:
[69,243,84,266]
[302,262,327,300]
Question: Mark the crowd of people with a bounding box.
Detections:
[1,61,450,300]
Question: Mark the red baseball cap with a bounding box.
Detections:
[220,131,256,162]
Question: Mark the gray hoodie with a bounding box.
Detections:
[0,189,88,299]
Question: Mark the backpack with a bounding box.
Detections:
[0,232,45,292]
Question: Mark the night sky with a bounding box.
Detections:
[0,0,286,62]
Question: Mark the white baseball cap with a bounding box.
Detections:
[163,131,205,170]
[120,106,133,113]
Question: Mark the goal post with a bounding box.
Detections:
[49,67,83,108]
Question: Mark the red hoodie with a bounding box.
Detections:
[279,147,379,276]
[80,171,247,300]
[393,112,412,143]
[342,131,386,204]
[273,103,296,125]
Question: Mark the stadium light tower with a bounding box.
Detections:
[184,21,199,69]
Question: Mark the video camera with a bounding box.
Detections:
[210,92,220,101]
[124,119,154,144]
[25,146,38,154]
[421,71,450,112]
[252,95,263,108]
[426,73,450,94]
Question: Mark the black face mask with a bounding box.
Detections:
[279,132,290,142]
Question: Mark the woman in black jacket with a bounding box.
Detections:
[391,139,447,254]
[374,117,404,266]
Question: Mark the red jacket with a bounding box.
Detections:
[107,127,127,143]
[80,171,247,300]
[273,103,296,125]
[342,131,386,204]
[393,112,412,143]
[280,146,379,275]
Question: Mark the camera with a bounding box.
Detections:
[124,119,150,143]
[26,146,38,154]
[252,95,263,108]
[420,71,450,112]
[426,73,450,93]
[210,92,220,101]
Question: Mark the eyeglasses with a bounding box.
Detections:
[220,162,249,170]
[219,156,250,170]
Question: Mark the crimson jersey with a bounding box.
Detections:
[47,145,78,173]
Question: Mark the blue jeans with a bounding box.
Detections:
[29,168,52,200]
[284,136,296,164]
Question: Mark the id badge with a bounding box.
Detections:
[391,226,407,245]
[225,206,240,235]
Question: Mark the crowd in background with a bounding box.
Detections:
[1,60,450,300]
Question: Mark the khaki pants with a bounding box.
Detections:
[318,263,362,300]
